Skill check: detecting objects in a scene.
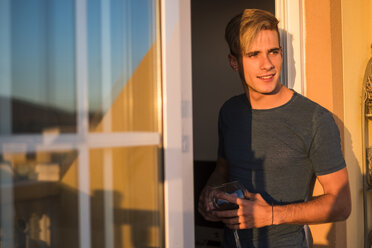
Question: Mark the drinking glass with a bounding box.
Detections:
[211,181,246,248]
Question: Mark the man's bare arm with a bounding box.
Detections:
[213,167,351,228]
[274,167,351,225]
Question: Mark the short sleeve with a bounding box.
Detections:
[309,110,346,175]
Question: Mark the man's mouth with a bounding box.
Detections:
[257,73,276,80]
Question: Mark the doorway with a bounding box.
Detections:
[191,1,275,247]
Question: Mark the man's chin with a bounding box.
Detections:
[260,83,283,95]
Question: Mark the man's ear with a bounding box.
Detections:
[228,54,239,71]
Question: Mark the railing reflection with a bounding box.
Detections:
[0,149,162,248]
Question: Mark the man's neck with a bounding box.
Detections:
[245,85,294,110]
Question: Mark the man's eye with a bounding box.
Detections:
[247,52,258,58]
[270,50,280,55]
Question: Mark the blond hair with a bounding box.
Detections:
[225,9,280,57]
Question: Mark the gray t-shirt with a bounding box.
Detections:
[218,91,346,247]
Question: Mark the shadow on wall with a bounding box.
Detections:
[279,28,296,90]
[309,116,360,248]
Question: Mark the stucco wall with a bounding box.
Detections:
[304,1,346,246]
[306,0,372,247]
[341,0,372,247]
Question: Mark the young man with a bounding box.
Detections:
[198,9,351,247]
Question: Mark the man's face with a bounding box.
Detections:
[238,29,282,95]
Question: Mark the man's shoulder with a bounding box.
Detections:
[287,92,338,132]
[291,91,331,117]
[220,93,247,111]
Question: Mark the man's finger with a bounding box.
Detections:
[221,216,240,225]
[198,208,220,222]
[203,215,220,222]
[255,193,269,204]
[243,190,256,200]
[215,192,239,204]
[226,223,240,230]
[212,209,238,218]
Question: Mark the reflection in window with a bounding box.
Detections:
[87,0,161,133]
[90,146,163,248]
[0,0,76,134]
[0,150,79,248]
[0,1,164,248]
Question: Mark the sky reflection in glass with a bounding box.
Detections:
[1,0,155,113]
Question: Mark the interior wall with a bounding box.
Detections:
[192,0,275,161]
[341,0,372,247]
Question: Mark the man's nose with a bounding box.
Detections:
[260,55,274,70]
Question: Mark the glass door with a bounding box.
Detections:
[0,0,163,247]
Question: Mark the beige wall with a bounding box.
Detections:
[304,0,346,247]
[341,0,372,247]
[305,0,372,247]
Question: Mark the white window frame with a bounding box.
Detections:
[0,1,162,248]
[161,0,305,247]
[161,0,194,247]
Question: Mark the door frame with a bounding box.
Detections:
[161,0,305,247]
[276,0,305,94]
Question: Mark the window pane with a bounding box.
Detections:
[0,0,76,134]
[87,0,161,133]
[90,146,164,248]
[0,150,79,248]
[0,1,164,248]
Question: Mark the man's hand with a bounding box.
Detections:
[198,157,230,222]
[212,191,273,229]
[212,168,351,228]
[198,186,221,222]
